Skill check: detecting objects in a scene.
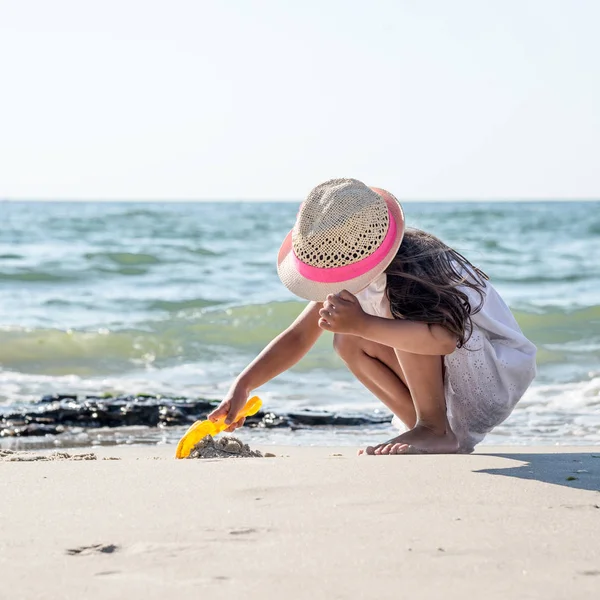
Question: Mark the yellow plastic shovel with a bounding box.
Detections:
[175,396,263,459]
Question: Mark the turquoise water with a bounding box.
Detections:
[1,200,599,446]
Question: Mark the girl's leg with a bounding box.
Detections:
[371,349,458,454]
[333,334,458,455]
[333,333,416,428]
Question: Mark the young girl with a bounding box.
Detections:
[209,178,537,454]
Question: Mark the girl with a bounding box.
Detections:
[209,179,537,454]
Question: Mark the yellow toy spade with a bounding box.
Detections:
[175,396,263,459]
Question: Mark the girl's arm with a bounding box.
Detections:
[319,290,458,356]
[358,316,458,356]
[209,301,324,426]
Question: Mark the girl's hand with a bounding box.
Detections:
[208,384,249,432]
[318,290,367,335]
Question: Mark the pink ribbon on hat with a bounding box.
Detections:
[290,207,397,284]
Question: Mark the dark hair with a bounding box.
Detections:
[384,229,488,348]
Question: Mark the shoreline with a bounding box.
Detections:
[2,445,599,599]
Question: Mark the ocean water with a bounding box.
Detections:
[1,200,599,447]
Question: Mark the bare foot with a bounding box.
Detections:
[358,424,459,455]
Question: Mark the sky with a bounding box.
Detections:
[0,0,598,201]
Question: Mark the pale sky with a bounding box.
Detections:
[0,0,598,200]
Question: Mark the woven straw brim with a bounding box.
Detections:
[277,190,405,302]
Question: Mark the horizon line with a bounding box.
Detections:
[2,197,600,203]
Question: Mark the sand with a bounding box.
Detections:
[1,445,599,600]
[0,449,99,462]
[188,434,264,458]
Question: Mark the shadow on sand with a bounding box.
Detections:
[475,452,600,493]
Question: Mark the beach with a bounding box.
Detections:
[2,445,599,599]
[2,1,600,597]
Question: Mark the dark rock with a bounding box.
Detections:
[0,394,220,437]
[285,410,390,427]
[40,394,78,403]
[252,412,289,429]
[0,394,390,438]
[0,424,65,437]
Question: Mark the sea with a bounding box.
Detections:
[1,200,599,448]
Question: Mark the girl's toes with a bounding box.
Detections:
[362,441,412,455]
[390,443,406,454]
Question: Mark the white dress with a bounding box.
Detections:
[354,273,537,452]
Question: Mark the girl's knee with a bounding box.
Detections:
[333,333,359,358]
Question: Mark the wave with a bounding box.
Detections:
[146,298,224,312]
[495,273,598,284]
[0,270,74,283]
[488,375,600,445]
[480,240,520,254]
[120,208,165,218]
[512,305,600,342]
[183,246,221,257]
[84,252,161,266]
[0,301,597,375]
[588,221,600,235]
[0,302,309,375]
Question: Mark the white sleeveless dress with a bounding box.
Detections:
[354,273,537,452]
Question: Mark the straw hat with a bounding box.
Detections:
[277,178,405,301]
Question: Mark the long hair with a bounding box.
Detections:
[384,229,489,348]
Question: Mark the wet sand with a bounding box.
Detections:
[1,445,599,599]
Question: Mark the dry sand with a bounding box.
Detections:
[1,444,599,600]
